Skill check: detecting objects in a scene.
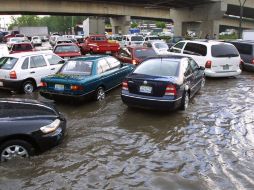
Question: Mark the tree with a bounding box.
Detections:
[131,22,138,28]
[156,21,166,29]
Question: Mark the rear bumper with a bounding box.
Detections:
[40,90,94,101]
[0,79,23,91]
[121,92,182,110]
[205,69,241,77]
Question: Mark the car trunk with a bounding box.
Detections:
[210,57,240,72]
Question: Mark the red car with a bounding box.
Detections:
[9,42,35,54]
[53,43,81,59]
[114,46,157,65]
[80,35,120,55]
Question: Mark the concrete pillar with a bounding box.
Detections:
[110,16,130,35]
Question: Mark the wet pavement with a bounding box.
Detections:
[1,72,254,190]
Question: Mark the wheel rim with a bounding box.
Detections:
[24,83,34,93]
[1,145,29,162]
[97,88,105,101]
[184,93,189,110]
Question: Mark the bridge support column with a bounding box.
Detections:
[110,16,130,34]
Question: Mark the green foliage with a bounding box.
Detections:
[219,33,238,40]
[8,15,87,33]
[131,22,138,28]
[156,21,166,29]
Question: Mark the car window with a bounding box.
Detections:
[30,55,47,68]
[12,44,33,51]
[231,43,253,55]
[105,57,121,69]
[54,45,80,53]
[189,59,199,71]
[21,57,29,70]
[211,44,239,57]
[170,42,185,53]
[183,61,192,76]
[131,36,143,41]
[98,59,111,73]
[0,57,18,70]
[45,54,63,65]
[134,48,157,59]
[60,60,93,75]
[119,48,131,58]
[134,58,180,77]
[183,42,207,56]
[154,42,168,49]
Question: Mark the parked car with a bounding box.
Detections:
[2,30,20,43]
[168,40,242,77]
[80,35,120,55]
[0,31,8,43]
[143,40,169,55]
[40,35,49,42]
[49,35,60,47]
[108,34,123,42]
[228,40,254,71]
[31,36,42,46]
[55,38,73,45]
[143,35,161,42]
[40,55,134,101]
[6,37,26,49]
[53,43,81,60]
[0,44,9,58]
[121,35,144,47]
[9,42,35,54]
[0,51,64,93]
[0,98,66,162]
[114,46,157,65]
[121,55,205,110]
[167,36,185,48]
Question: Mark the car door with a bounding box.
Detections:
[44,54,64,74]
[118,48,132,64]
[183,59,195,98]
[189,58,203,93]
[29,55,50,86]
[97,59,115,90]
[169,41,186,55]
[105,57,124,86]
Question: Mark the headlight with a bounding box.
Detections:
[40,119,61,134]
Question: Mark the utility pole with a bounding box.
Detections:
[238,0,247,39]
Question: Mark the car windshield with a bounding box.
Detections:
[11,38,23,43]
[55,45,80,53]
[60,60,93,75]
[12,44,33,51]
[154,42,168,49]
[149,36,160,40]
[134,58,180,77]
[211,44,239,57]
[134,48,157,59]
[131,36,144,41]
[0,57,18,70]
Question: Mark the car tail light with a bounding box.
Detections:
[165,85,176,96]
[205,60,212,68]
[132,60,138,65]
[71,85,84,91]
[252,59,254,64]
[122,81,128,91]
[9,71,17,79]
[40,82,47,87]
[240,59,244,65]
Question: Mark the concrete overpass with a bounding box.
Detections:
[0,0,253,37]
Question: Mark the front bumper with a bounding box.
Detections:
[205,69,241,77]
[121,92,182,110]
[0,79,23,91]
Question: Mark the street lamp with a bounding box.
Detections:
[238,0,247,39]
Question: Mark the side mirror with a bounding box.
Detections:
[59,60,66,64]
[199,66,205,70]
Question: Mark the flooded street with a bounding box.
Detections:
[1,72,254,190]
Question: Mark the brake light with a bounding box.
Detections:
[71,85,84,91]
[9,71,17,79]
[165,85,176,96]
[132,60,137,65]
[40,82,47,87]
[205,60,212,68]
[252,59,254,64]
[122,81,128,91]
[240,59,244,65]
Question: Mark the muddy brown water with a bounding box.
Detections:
[0,72,254,190]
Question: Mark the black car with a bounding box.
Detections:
[0,99,66,162]
[229,41,254,71]
[121,55,205,110]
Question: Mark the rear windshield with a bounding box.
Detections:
[60,60,93,75]
[90,36,107,41]
[134,58,179,77]
[154,42,168,49]
[55,45,80,53]
[134,48,157,59]
[232,43,253,55]
[211,44,239,57]
[131,36,144,41]
[12,44,33,51]
[0,57,18,70]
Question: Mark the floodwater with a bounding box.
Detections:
[1,72,254,190]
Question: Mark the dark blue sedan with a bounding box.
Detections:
[121,55,205,110]
[40,55,134,101]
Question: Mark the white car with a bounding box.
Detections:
[31,36,42,46]
[0,51,64,93]
[143,40,169,55]
[144,35,161,42]
[168,40,242,77]
[6,37,26,49]
[121,35,144,47]
[0,44,9,58]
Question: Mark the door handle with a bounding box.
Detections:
[30,71,35,74]
[51,68,55,70]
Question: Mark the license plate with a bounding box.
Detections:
[64,57,70,59]
[55,84,64,90]
[140,86,152,93]
[223,65,229,70]
[0,82,3,86]
[106,51,111,54]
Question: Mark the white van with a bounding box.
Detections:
[0,51,64,93]
[169,40,242,77]
[121,35,144,47]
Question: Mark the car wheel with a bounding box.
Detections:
[95,87,105,101]
[22,80,35,94]
[180,91,189,111]
[0,140,34,162]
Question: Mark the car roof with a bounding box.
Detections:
[144,55,188,60]
[180,40,233,46]
[71,55,111,61]
[230,40,254,45]
[2,50,54,58]
[55,43,77,46]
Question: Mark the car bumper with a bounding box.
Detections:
[36,118,67,152]
[0,79,23,91]
[40,90,94,101]
[205,69,241,77]
[243,63,254,71]
[121,92,182,110]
